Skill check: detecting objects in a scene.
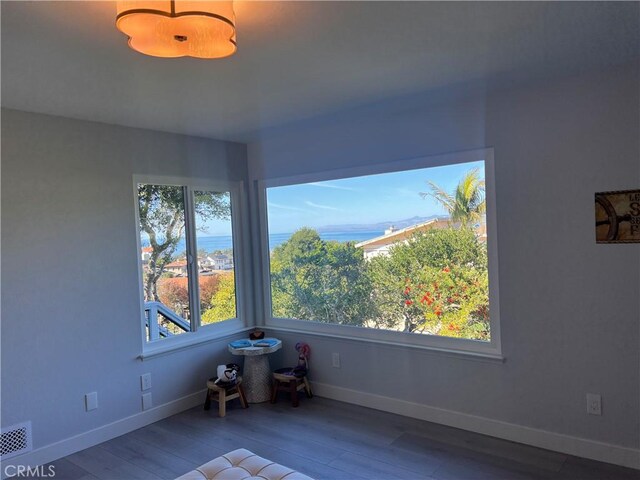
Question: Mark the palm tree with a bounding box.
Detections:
[421,168,486,225]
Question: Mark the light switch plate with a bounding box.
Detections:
[141,373,152,391]
[85,392,98,411]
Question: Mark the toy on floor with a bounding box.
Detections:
[215,363,240,385]
[292,342,310,377]
[271,342,313,407]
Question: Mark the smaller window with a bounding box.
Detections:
[136,181,239,343]
[193,189,237,325]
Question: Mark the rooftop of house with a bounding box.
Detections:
[165,260,187,268]
[355,218,447,249]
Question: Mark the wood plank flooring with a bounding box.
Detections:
[37,397,638,480]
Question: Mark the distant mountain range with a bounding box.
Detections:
[316,215,446,233]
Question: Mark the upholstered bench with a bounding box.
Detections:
[176,448,313,480]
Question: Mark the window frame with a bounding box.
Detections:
[133,175,248,356]
[257,148,502,358]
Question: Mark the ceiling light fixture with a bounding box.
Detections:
[116,1,236,59]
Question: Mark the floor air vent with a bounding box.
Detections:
[1,422,32,460]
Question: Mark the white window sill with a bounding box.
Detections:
[139,325,254,361]
[263,321,505,364]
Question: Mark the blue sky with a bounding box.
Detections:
[265,160,485,234]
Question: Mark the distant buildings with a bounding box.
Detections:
[141,246,153,263]
[203,253,234,271]
[164,260,188,276]
[140,247,234,276]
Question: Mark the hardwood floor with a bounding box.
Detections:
[38,397,637,480]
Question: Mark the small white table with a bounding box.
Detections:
[228,338,282,403]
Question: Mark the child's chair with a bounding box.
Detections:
[271,342,313,407]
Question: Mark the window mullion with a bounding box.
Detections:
[184,186,201,332]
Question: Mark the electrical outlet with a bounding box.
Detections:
[85,392,98,411]
[332,352,341,368]
[586,393,602,415]
[141,373,152,391]
[142,392,153,411]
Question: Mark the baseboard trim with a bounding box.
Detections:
[4,384,638,473]
[1,389,206,475]
[313,382,640,470]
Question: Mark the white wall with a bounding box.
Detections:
[1,110,250,461]
[248,62,640,459]
[2,60,638,469]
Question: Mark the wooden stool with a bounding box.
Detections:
[204,376,248,417]
[271,370,313,407]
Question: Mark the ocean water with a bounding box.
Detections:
[168,230,385,253]
[268,230,384,250]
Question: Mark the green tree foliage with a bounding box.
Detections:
[270,228,374,325]
[137,185,230,303]
[269,227,489,340]
[421,168,486,225]
[368,227,489,339]
[202,272,237,324]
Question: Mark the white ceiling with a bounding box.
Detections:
[1,1,638,142]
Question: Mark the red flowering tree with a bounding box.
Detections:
[157,277,189,317]
[368,227,489,339]
[157,274,224,321]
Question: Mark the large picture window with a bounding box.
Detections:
[262,151,500,354]
[135,180,240,344]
